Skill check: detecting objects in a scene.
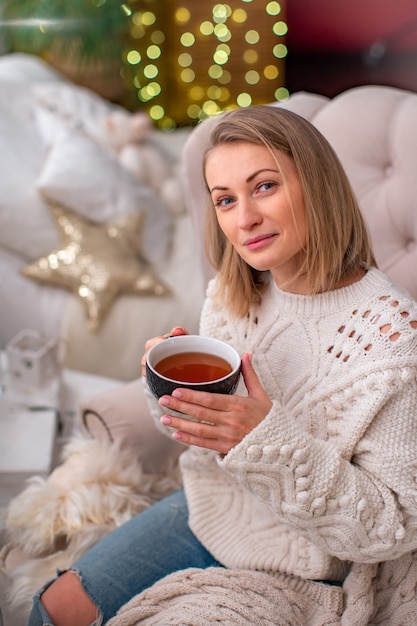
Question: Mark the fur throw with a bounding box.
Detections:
[2,436,181,624]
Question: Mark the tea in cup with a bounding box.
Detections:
[145,335,241,399]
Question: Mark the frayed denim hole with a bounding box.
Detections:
[68,568,104,626]
[29,595,54,626]
[34,569,103,626]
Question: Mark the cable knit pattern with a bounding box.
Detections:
[139,267,417,623]
[107,559,417,625]
[187,268,417,564]
[107,568,344,626]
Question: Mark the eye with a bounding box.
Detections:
[257,180,277,193]
[213,195,235,209]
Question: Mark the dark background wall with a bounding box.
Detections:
[285,0,417,95]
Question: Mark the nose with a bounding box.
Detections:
[237,196,262,230]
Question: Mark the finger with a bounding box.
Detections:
[241,354,273,421]
[161,414,215,433]
[160,414,231,455]
[169,326,188,336]
[159,391,219,425]
[240,352,259,393]
[145,327,187,352]
[142,328,188,376]
[166,388,239,421]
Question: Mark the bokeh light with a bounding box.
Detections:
[123,1,287,128]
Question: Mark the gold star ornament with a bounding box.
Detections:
[22,201,170,332]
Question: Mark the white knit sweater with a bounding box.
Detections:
[118,267,417,625]
[179,268,417,582]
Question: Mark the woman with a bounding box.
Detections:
[29,106,417,625]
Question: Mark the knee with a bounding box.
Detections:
[40,570,100,626]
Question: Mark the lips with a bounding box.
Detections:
[243,233,277,250]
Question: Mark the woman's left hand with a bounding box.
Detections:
[158,353,272,455]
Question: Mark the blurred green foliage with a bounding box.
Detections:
[0,0,133,67]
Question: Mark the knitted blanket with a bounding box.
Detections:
[107,568,344,626]
[107,553,417,626]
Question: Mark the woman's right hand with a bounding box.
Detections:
[141,327,188,377]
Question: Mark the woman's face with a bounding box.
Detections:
[205,142,308,292]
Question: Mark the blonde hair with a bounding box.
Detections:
[203,105,377,317]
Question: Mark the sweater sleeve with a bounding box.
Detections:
[142,378,188,447]
[219,367,417,564]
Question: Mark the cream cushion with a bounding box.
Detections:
[79,378,184,474]
[309,86,417,299]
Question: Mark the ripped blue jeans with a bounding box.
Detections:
[28,488,222,625]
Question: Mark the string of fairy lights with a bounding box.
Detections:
[122,0,288,128]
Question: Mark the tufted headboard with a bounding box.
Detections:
[181,85,417,301]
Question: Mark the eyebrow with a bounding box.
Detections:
[209,168,280,192]
[247,168,279,182]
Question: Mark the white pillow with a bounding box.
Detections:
[35,104,81,148]
[0,52,63,84]
[33,82,120,150]
[36,127,174,265]
[0,82,60,260]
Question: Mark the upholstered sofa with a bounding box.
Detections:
[2,83,417,625]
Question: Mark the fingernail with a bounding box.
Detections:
[159,396,170,406]
[172,389,183,398]
[160,415,172,426]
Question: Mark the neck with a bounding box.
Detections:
[272,267,367,295]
